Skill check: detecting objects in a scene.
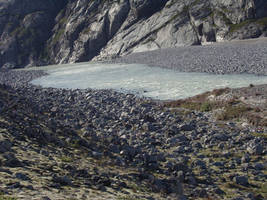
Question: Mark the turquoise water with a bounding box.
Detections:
[30,62,267,100]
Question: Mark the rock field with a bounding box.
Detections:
[0,39,267,199]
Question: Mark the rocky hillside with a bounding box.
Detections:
[0,0,267,69]
[0,69,267,200]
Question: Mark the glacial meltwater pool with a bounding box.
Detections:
[30,62,267,100]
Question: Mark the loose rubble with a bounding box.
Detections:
[0,68,266,200]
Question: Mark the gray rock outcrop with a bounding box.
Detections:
[0,0,267,68]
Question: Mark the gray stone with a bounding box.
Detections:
[0,139,12,153]
[193,160,206,169]
[247,144,264,155]
[177,171,185,182]
[92,151,103,159]
[41,197,51,200]
[213,188,225,195]
[197,189,208,198]
[52,175,72,186]
[213,133,228,141]
[179,124,195,132]
[234,176,249,186]
[3,153,22,168]
[187,176,197,185]
[241,154,250,163]
[15,172,31,181]
[254,163,264,171]
[231,197,245,200]
[142,123,156,132]
[212,162,225,167]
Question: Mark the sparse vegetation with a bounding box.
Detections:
[200,102,212,112]
[212,87,231,96]
[60,156,73,163]
[50,16,67,45]
[216,105,252,120]
[229,19,254,33]
[251,132,267,139]
[165,85,266,126]
[117,196,143,200]
[0,193,16,200]
[259,183,267,198]
[52,28,65,45]
[58,16,68,26]
[256,17,267,26]
[82,27,91,34]
[229,17,267,33]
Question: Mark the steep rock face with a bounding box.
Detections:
[48,0,131,64]
[95,0,267,59]
[0,0,267,68]
[0,0,66,68]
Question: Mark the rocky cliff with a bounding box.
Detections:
[0,0,267,69]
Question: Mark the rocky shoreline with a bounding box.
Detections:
[0,62,266,200]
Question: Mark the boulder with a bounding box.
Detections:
[234,176,249,186]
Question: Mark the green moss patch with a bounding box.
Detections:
[230,17,267,33]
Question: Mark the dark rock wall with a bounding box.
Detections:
[0,0,67,68]
[0,0,267,68]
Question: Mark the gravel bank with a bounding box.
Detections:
[0,69,47,87]
[114,38,267,75]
